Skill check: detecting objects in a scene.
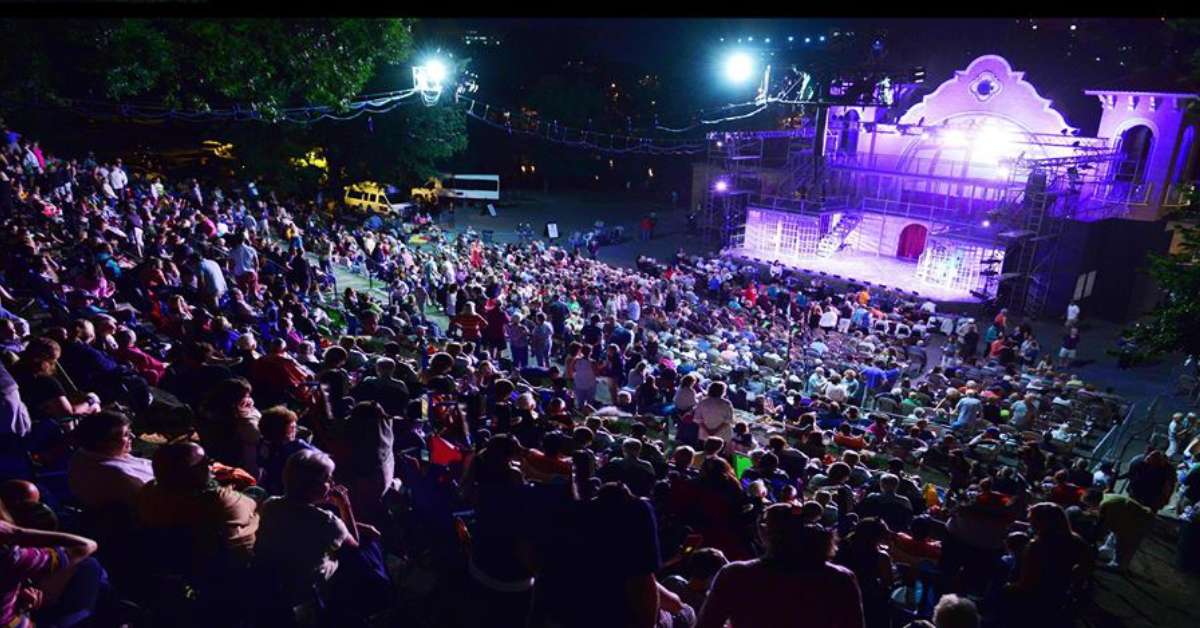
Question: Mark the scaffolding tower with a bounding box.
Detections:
[993,147,1126,317]
[702,130,819,247]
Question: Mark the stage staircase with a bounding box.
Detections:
[816,213,863,257]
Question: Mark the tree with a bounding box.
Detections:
[1130,195,1200,359]
[0,18,467,194]
[81,19,412,117]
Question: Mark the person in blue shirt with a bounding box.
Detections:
[861,360,888,393]
[852,305,871,330]
[952,390,983,431]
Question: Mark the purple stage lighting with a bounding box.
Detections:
[714,179,730,192]
[981,220,991,227]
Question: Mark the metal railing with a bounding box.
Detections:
[1092,395,1158,467]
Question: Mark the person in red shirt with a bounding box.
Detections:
[450,301,488,342]
[993,308,1008,332]
[469,240,484,270]
[522,432,573,483]
[1048,469,1084,507]
[113,328,167,386]
[742,283,758,308]
[891,515,943,565]
[833,423,867,450]
[249,337,313,403]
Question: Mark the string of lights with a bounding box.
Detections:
[651,101,771,133]
[455,94,708,155]
[4,88,424,125]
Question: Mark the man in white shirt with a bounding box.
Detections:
[149,177,164,202]
[22,144,41,174]
[108,158,128,196]
[1066,301,1080,326]
[230,235,260,299]
[101,178,118,201]
[818,306,838,333]
[695,381,735,443]
[824,377,848,403]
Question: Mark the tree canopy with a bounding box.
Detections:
[0,18,467,191]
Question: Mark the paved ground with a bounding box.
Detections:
[330,191,1200,628]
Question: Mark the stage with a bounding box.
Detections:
[723,247,982,303]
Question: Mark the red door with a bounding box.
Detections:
[896,223,928,261]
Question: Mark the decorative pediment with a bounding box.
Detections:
[899,55,1077,135]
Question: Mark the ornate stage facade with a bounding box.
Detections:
[697,54,1198,317]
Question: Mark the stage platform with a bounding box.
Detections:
[723,247,981,304]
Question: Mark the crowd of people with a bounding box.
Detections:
[0,124,1195,628]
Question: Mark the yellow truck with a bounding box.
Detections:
[409,177,443,208]
[342,181,411,216]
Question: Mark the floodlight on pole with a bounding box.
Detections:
[724,51,756,85]
[413,56,453,106]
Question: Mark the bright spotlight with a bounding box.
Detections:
[982,220,991,228]
[413,56,452,105]
[714,179,730,192]
[974,127,1014,164]
[724,51,755,84]
[940,129,967,147]
[425,58,449,83]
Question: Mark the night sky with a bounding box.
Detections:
[423,17,1196,134]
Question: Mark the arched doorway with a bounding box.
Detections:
[897,223,928,260]
[1117,125,1154,184]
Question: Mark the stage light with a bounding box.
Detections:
[724,51,755,84]
[648,168,655,178]
[714,179,729,192]
[805,37,811,43]
[788,36,794,42]
[940,129,967,147]
[982,220,991,227]
[973,126,1014,164]
[819,36,826,42]
[716,141,724,148]
[424,58,448,83]
[413,57,453,105]
[764,38,771,43]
